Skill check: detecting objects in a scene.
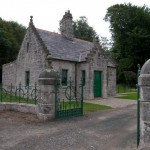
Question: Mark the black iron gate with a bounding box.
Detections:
[55,78,83,119]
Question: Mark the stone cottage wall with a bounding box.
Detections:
[52,60,94,100]
[52,60,76,81]
[15,27,47,86]
[76,62,91,100]
[18,52,115,100]
[2,61,16,85]
[77,58,108,99]
[92,57,108,98]
[52,60,76,99]
[107,67,116,96]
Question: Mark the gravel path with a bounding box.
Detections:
[0,103,137,150]
[86,97,136,108]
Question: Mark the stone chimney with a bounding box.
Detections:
[60,10,74,39]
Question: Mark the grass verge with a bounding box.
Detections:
[83,102,112,113]
[59,101,112,113]
[0,93,37,104]
[116,92,137,100]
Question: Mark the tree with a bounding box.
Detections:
[73,16,97,42]
[124,71,137,86]
[99,36,112,52]
[104,3,150,83]
[0,18,26,82]
[0,30,18,65]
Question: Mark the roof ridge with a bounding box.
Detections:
[73,37,93,44]
[36,28,61,36]
[37,28,93,44]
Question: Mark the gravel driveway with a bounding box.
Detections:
[0,103,137,150]
[86,97,137,108]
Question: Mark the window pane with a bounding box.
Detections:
[25,71,30,86]
[82,70,86,86]
[27,42,29,52]
[62,69,68,86]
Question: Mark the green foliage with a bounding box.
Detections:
[0,30,18,66]
[116,84,136,93]
[124,71,137,85]
[99,36,112,52]
[73,16,97,42]
[0,18,26,69]
[104,3,150,83]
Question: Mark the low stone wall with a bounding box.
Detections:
[0,102,37,115]
[2,61,16,85]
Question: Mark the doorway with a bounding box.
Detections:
[94,71,102,97]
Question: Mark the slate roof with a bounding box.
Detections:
[37,29,94,62]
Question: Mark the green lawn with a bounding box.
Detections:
[83,102,112,113]
[59,101,112,113]
[0,93,37,104]
[116,92,137,100]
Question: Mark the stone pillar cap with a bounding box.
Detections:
[140,59,150,74]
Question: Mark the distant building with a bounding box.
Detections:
[2,11,116,99]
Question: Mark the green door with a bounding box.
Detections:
[94,71,102,97]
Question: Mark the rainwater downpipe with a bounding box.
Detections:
[75,62,77,98]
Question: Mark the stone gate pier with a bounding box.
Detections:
[37,55,59,121]
[138,59,150,149]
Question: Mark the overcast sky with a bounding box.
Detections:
[0,0,150,39]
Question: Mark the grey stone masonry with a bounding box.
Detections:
[60,10,74,39]
[138,59,150,149]
[37,55,59,121]
[2,61,16,85]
